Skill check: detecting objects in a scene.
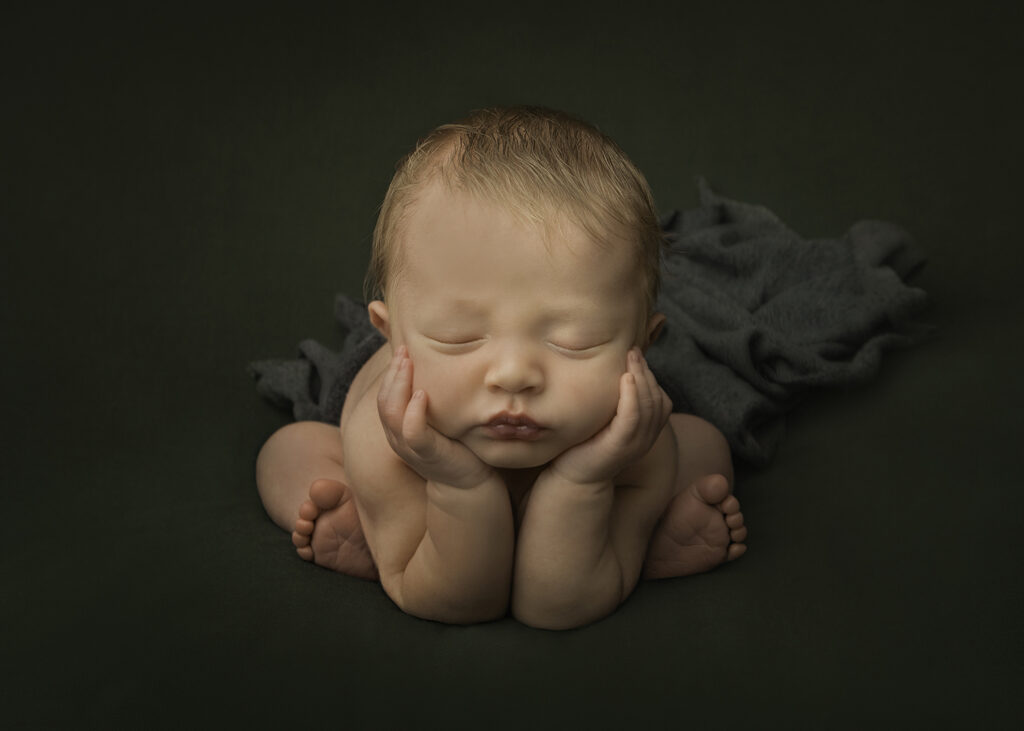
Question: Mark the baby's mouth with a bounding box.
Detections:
[482,413,545,441]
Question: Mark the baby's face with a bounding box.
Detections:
[375,181,654,470]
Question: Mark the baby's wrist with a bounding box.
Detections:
[425,471,508,516]
[427,467,502,492]
[542,463,614,491]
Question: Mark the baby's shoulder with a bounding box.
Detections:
[340,355,424,501]
[342,370,391,470]
[340,343,391,433]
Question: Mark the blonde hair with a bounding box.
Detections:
[364,105,663,319]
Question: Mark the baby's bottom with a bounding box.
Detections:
[254,416,746,582]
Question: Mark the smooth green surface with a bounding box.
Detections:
[4,2,1022,728]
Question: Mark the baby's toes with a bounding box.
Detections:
[719,494,740,515]
[694,473,730,505]
[309,479,346,510]
[298,499,319,522]
[730,525,748,543]
[727,543,747,561]
[292,499,321,560]
[725,511,744,529]
[292,529,314,560]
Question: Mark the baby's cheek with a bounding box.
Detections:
[568,368,621,423]
[410,357,464,428]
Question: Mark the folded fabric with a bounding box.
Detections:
[647,178,933,464]
[249,178,933,465]
[250,295,384,424]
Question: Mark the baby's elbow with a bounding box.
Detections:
[510,602,577,631]
[403,594,509,625]
[383,569,509,625]
[510,575,623,631]
[511,594,619,631]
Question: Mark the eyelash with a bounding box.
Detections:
[428,337,484,348]
[426,336,607,355]
[549,342,595,353]
[433,334,478,343]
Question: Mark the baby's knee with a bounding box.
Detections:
[257,421,305,465]
[256,421,341,479]
[669,414,734,488]
[256,421,346,530]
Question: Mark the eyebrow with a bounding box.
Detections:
[542,303,602,321]
[425,298,488,317]
[425,297,604,317]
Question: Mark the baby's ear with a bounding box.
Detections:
[644,312,666,350]
[368,300,391,339]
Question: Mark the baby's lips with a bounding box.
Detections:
[485,411,542,429]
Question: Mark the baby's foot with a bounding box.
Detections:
[292,479,379,581]
[642,474,747,580]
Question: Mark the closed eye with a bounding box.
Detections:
[548,340,609,356]
[426,336,486,352]
[430,337,479,345]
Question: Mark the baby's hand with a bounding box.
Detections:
[377,345,496,489]
[549,348,672,485]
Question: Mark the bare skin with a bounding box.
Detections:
[255,183,748,626]
[288,465,746,581]
[257,345,746,585]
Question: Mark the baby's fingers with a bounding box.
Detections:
[377,346,403,400]
[377,347,413,432]
[636,350,671,431]
[609,370,642,443]
[620,350,670,452]
[401,389,441,459]
[628,349,655,414]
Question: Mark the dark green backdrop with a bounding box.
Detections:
[4,1,1022,728]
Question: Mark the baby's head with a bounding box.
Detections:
[362,106,667,469]
[365,105,664,334]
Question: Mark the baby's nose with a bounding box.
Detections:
[483,347,543,394]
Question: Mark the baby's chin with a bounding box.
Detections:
[466,439,562,470]
[479,452,553,470]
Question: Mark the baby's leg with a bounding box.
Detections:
[256,421,345,529]
[642,414,747,580]
[255,422,377,580]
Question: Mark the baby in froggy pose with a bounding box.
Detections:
[255,106,746,630]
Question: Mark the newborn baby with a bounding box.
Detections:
[255,106,746,630]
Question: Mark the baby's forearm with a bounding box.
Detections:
[396,474,514,624]
[511,472,623,629]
